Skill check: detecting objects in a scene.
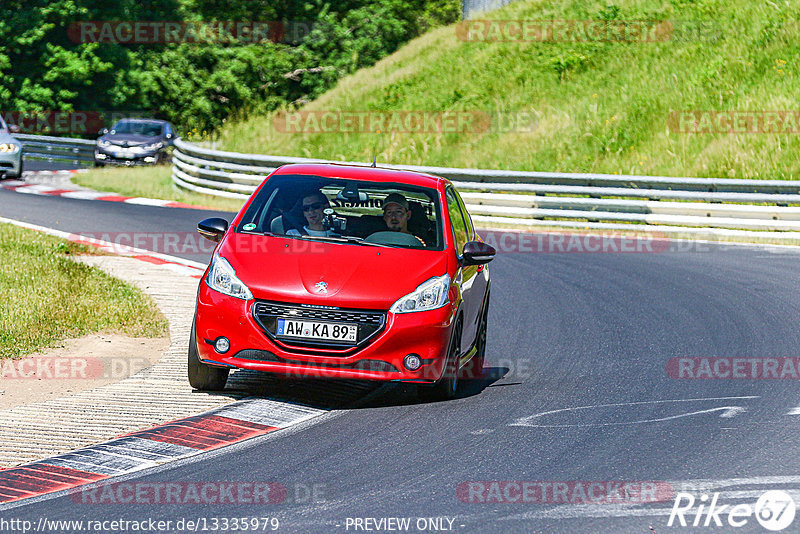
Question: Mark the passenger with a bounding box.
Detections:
[286,191,337,237]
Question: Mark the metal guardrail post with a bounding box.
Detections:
[15,133,96,165]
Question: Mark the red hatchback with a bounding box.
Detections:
[190,163,495,399]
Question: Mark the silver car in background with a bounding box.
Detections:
[0,116,22,178]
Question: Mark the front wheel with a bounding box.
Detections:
[422,319,462,401]
[188,320,229,391]
[462,294,489,381]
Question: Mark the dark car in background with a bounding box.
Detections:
[94,119,176,166]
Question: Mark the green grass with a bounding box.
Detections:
[214,0,800,180]
[0,224,169,359]
[73,166,245,213]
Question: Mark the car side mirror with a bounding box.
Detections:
[462,240,496,265]
[8,124,20,134]
[197,217,229,242]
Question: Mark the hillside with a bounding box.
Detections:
[216,0,800,179]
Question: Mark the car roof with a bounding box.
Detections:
[116,119,167,124]
[272,163,447,189]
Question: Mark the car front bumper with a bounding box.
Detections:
[95,147,160,165]
[195,281,457,382]
[0,150,22,176]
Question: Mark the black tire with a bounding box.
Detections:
[462,293,489,381]
[188,320,229,391]
[93,161,105,168]
[423,319,462,401]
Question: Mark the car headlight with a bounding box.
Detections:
[142,142,163,151]
[206,255,253,300]
[0,143,20,153]
[390,274,450,314]
[98,140,111,148]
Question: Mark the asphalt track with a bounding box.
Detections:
[2,184,800,533]
[24,160,89,173]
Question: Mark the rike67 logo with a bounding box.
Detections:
[668,490,796,531]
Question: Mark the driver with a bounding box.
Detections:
[382,193,425,245]
[286,190,337,237]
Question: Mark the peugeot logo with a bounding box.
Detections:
[314,281,328,294]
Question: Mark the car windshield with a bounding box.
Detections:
[237,174,444,250]
[111,120,162,136]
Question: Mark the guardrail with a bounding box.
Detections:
[15,133,95,166]
[171,138,800,243]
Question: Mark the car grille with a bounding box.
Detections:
[252,301,386,351]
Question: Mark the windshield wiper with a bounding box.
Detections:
[293,235,395,248]
[340,236,395,248]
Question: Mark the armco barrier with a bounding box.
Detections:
[16,133,95,166]
[170,138,800,242]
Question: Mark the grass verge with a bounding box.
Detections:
[215,0,800,180]
[73,165,245,213]
[0,223,169,360]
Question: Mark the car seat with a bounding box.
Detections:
[407,201,436,245]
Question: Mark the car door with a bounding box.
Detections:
[455,187,489,350]
[445,186,480,356]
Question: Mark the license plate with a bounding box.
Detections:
[114,149,134,158]
[276,318,357,343]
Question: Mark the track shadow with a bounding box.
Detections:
[220,369,381,409]
[217,365,511,410]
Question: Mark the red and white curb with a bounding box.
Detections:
[0,216,207,279]
[1,176,212,211]
[0,398,323,505]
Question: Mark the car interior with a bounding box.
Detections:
[242,177,441,249]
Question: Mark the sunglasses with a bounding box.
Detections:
[302,202,325,212]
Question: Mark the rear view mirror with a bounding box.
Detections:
[336,191,369,203]
[337,183,369,203]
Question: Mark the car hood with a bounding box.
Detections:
[219,233,449,309]
[100,134,159,146]
[0,132,20,144]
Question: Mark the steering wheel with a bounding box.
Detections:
[365,231,424,247]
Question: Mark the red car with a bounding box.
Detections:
[190,163,495,400]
